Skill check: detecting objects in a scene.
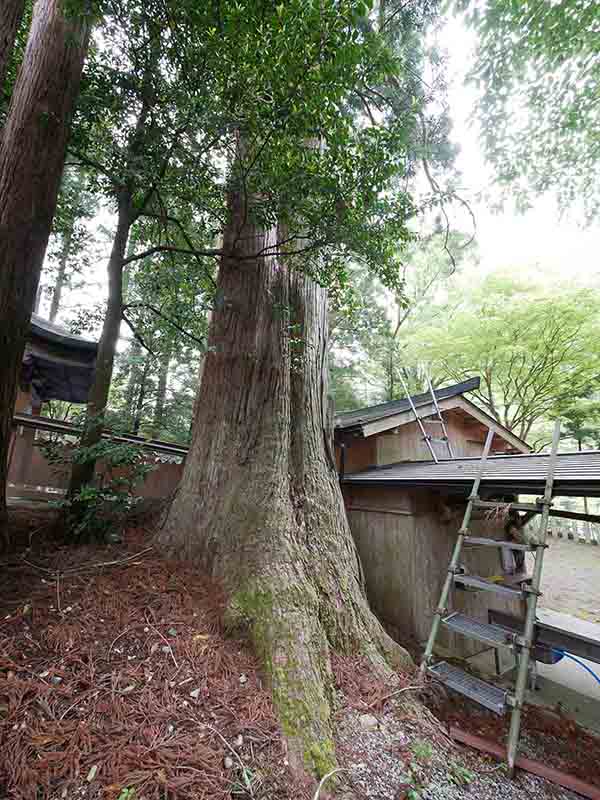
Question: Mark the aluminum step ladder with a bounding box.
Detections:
[398,371,454,462]
[420,420,561,775]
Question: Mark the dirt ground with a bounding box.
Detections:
[2,509,600,799]
[538,537,600,622]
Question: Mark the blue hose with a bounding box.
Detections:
[552,648,600,687]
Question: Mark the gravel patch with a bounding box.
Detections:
[334,704,580,800]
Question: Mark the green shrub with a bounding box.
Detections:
[40,426,154,540]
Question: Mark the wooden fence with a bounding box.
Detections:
[7,414,184,502]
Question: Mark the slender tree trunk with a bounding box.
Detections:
[123,338,143,429]
[157,178,410,776]
[150,347,170,438]
[0,0,26,98]
[49,224,73,321]
[0,0,90,536]
[33,281,43,313]
[68,193,131,495]
[67,29,160,509]
[131,354,151,435]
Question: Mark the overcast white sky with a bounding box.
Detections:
[440,15,600,284]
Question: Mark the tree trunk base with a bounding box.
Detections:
[159,483,412,776]
[156,186,411,776]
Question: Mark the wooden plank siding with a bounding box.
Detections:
[375,411,516,465]
[344,485,524,658]
[335,435,377,473]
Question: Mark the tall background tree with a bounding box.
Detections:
[65,2,221,498]
[409,274,600,443]
[44,168,96,323]
[329,227,475,408]
[0,0,93,534]
[0,0,26,93]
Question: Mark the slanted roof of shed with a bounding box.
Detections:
[342,450,600,498]
[334,376,530,453]
[29,314,98,355]
[22,315,99,405]
[335,377,481,433]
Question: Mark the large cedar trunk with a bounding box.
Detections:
[0,0,90,536]
[0,0,26,97]
[158,184,410,775]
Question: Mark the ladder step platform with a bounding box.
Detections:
[429,661,508,714]
[442,612,517,647]
[454,573,525,598]
[463,536,535,552]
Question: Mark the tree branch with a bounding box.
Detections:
[122,245,222,266]
[121,311,156,357]
[124,302,207,349]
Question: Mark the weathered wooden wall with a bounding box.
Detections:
[345,483,524,658]
[375,411,508,464]
[336,435,377,473]
[336,408,519,473]
[7,428,183,501]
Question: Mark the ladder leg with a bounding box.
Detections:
[507,541,549,774]
[507,420,561,776]
[506,589,536,775]
[400,370,438,463]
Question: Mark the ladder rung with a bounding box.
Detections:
[428,661,508,714]
[463,536,535,552]
[424,420,445,424]
[442,612,517,648]
[424,437,448,443]
[454,573,526,598]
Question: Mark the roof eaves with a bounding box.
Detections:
[29,314,98,354]
[334,376,481,432]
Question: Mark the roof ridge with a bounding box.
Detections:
[335,377,480,427]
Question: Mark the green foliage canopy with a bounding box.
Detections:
[412,275,600,442]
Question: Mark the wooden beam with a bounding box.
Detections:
[475,499,600,526]
[449,727,600,800]
[452,397,530,453]
[347,505,413,517]
[548,507,600,526]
